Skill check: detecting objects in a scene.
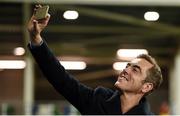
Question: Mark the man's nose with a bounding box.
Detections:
[123,67,131,75]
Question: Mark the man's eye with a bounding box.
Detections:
[125,65,129,68]
[133,67,139,73]
[126,64,130,68]
[133,68,137,72]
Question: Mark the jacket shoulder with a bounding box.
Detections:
[94,86,114,100]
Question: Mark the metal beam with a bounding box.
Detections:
[0,24,173,35]
[22,2,35,115]
[1,0,180,6]
[0,24,22,32]
[0,24,164,34]
[46,25,160,34]
[47,34,172,46]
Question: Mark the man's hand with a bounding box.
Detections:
[27,5,50,45]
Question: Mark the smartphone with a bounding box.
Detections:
[34,5,49,20]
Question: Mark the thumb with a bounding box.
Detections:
[33,20,38,32]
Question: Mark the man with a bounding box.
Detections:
[27,5,163,115]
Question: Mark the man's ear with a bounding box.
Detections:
[142,83,153,93]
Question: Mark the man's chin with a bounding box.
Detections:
[114,81,119,88]
[114,81,125,91]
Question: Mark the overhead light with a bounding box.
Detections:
[0,60,86,70]
[0,60,26,69]
[144,11,159,21]
[117,49,148,60]
[60,61,86,70]
[63,10,79,20]
[13,47,25,56]
[113,62,128,71]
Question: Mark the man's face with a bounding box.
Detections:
[114,58,153,94]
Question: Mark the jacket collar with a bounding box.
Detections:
[124,96,153,115]
[105,90,153,115]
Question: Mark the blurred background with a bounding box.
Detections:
[0,0,180,115]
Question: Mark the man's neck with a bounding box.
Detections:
[120,92,143,114]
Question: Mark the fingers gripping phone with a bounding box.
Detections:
[34,5,49,20]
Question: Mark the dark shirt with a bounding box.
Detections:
[28,41,153,115]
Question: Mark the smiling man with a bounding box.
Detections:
[27,5,163,115]
[114,55,162,114]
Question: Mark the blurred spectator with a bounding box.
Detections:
[159,101,170,115]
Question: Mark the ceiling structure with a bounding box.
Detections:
[0,0,180,101]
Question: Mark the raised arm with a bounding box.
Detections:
[27,5,99,114]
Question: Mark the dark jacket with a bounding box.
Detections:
[28,41,154,115]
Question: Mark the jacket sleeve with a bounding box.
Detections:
[28,41,95,113]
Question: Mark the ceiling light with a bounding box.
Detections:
[13,47,25,56]
[60,61,86,70]
[144,11,159,21]
[0,60,26,69]
[113,62,128,71]
[117,49,148,60]
[63,10,79,20]
[0,60,86,70]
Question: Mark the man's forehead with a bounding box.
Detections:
[130,58,153,69]
[131,58,141,64]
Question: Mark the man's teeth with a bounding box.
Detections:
[120,76,128,81]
